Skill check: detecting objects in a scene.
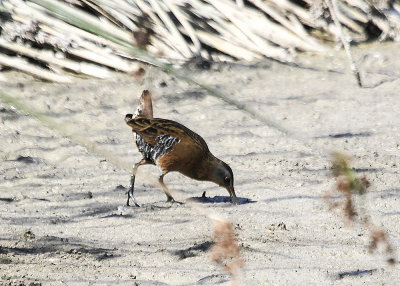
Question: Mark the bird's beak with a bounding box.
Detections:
[227,185,238,205]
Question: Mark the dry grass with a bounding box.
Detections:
[1,1,400,80]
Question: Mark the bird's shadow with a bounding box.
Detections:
[336,269,377,280]
[187,192,255,205]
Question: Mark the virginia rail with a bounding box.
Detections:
[125,90,238,206]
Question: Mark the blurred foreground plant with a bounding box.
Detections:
[326,151,396,265]
[209,215,244,286]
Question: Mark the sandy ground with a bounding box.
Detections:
[1,42,400,285]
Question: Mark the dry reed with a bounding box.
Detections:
[1,0,400,80]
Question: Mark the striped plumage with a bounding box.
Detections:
[125,90,238,206]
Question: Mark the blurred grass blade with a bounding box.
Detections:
[26,0,156,64]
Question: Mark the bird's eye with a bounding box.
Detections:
[224,176,230,183]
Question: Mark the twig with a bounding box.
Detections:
[326,0,362,87]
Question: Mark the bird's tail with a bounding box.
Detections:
[135,90,153,119]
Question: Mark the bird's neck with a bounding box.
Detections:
[197,154,220,182]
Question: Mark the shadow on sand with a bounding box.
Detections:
[187,193,255,205]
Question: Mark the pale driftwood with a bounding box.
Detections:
[249,0,324,51]
[8,1,137,56]
[10,12,141,72]
[266,0,317,27]
[187,0,224,20]
[147,35,186,61]
[66,48,131,72]
[207,0,293,61]
[207,16,289,60]
[206,22,254,59]
[164,0,202,55]
[26,0,134,42]
[9,3,163,63]
[370,13,391,41]
[334,2,365,35]
[0,53,72,82]
[0,73,7,82]
[135,0,182,57]
[338,1,368,24]
[250,0,306,36]
[344,0,370,13]
[80,0,120,27]
[2,0,400,78]
[246,10,326,52]
[64,35,140,72]
[211,0,303,53]
[208,18,259,53]
[386,3,400,41]
[148,0,192,58]
[83,0,139,33]
[95,0,141,17]
[236,0,244,8]
[195,29,261,61]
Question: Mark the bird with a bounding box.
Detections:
[125,90,238,206]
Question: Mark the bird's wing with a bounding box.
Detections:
[126,117,209,151]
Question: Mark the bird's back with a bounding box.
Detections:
[126,116,212,175]
[126,90,211,172]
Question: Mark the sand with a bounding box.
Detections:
[1,42,400,285]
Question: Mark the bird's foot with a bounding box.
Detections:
[127,194,141,207]
[166,197,183,205]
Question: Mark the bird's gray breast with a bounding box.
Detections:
[136,134,180,162]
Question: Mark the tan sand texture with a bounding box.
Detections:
[1,44,400,285]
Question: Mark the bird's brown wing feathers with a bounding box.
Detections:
[126,117,209,151]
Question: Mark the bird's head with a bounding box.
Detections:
[212,161,238,205]
[125,113,134,123]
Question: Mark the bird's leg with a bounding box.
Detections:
[158,174,174,202]
[158,174,182,204]
[127,175,140,207]
[127,158,150,207]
